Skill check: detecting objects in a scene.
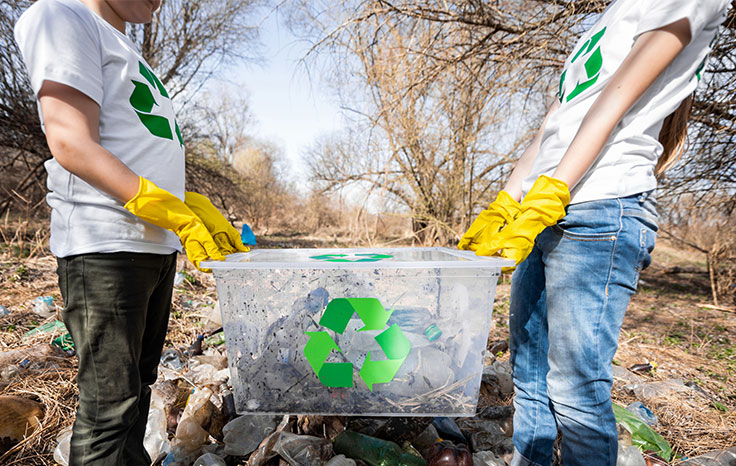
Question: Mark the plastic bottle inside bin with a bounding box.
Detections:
[334,431,427,466]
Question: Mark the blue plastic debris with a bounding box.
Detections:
[241,223,256,246]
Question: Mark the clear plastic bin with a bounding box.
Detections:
[202,247,512,416]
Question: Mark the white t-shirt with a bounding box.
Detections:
[522,0,731,204]
[15,0,184,257]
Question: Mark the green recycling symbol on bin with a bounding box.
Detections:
[310,253,393,263]
[303,298,410,391]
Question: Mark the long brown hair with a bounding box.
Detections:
[656,94,693,176]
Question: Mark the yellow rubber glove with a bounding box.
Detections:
[476,175,570,269]
[124,177,225,271]
[184,192,250,256]
[458,191,522,252]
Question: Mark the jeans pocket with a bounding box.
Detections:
[631,222,657,289]
[552,200,622,241]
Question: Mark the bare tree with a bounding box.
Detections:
[0,1,51,218]
[292,0,607,244]
[0,0,263,217]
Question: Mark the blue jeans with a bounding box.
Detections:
[508,192,658,466]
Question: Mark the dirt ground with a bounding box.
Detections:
[0,236,734,465]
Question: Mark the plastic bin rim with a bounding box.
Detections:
[201,246,515,270]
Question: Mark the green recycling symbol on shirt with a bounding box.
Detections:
[304,298,410,391]
[559,27,607,103]
[129,61,183,146]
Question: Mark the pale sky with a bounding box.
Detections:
[241,10,343,183]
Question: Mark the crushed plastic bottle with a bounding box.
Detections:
[626,401,658,427]
[677,447,736,465]
[144,405,171,463]
[53,425,72,466]
[0,304,10,317]
[160,348,185,371]
[193,452,227,466]
[473,450,507,466]
[31,296,55,318]
[223,414,282,456]
[272,432,333,465]
[326,455,357,466]
[617,444,646,466]
[174,271,187,287]
[1,365,22,384]
[334,430,427,466]
[23,320,66,339]
[170,388,215,463]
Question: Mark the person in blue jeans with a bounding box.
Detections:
[459,1,732,465]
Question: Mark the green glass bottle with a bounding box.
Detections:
[334,431,427,466]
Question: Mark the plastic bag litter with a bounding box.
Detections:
[612,403,671,462]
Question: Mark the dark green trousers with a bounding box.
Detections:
[57,252,176,466]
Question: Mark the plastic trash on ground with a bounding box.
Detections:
[53,425,72,466]
[457,419,508,452]
[174,271,187,287]
[161,348,186,371]
[241,223,256,246]
[170,388,216,464]
[0,305,10,316]
[333,430,427,466]
[473,450,507,466]
[427,440,472,466]
[612,365,644,384]
[272,432,333,465]
[612,403,671,462]
[193,452,227,466]
[222,414,282,456]
[625,401,658,427]
[144,405,171,463]
[678,447,736,465]
[202,247,511,416]
[617,444,646,466]
[22,320,67,340]
[31,296,55,318]
[432,417,467,445]
[326,454,357,466]
[624,378,694,400]
[413,423,441,458]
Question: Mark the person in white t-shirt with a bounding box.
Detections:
[459,1,731,465]
[14,0,247,464]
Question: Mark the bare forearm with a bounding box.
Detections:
[47,135,140,203]
[504,100,559,201]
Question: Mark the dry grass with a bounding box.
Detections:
[0,235,734,465]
